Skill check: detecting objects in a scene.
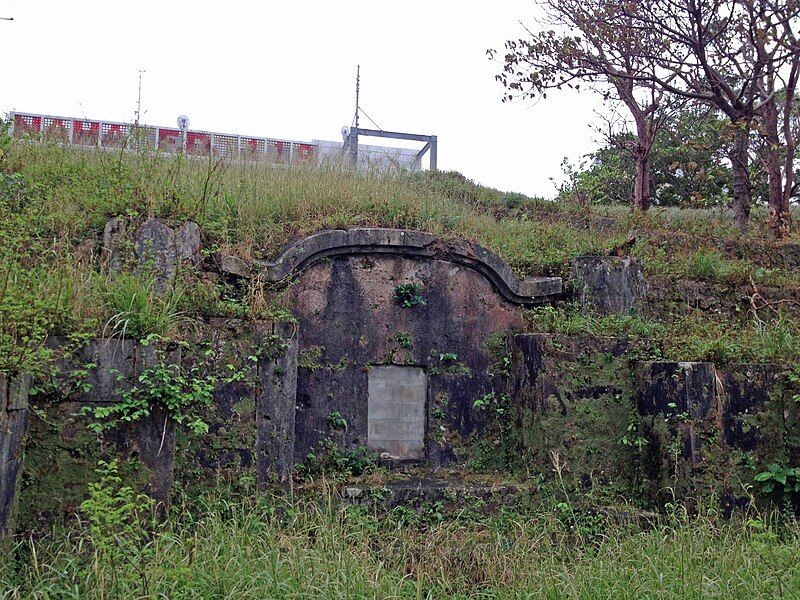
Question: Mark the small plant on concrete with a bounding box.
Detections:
[393,283,426,308]
[396,331,412,349]
[620,417,648,451]
[788,366,800,404]
[473,391,509,416]
[84,360,217,435]
[82,338,240,436]
[326,411,348,431]
[298,439,378,479]
[298,347,323,371]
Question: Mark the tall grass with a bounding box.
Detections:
[2,141,800,367]
[2,493,799,598]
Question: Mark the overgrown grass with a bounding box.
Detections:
[2,491,799,598]
[1,136,799,371]
[525,304,800,364]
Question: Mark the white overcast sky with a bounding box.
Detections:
[0,1,601,198]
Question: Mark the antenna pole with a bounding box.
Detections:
[350,65,360,166]
[135,70,145,128]
[354,65,360,129]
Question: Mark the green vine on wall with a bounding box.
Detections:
[82,338,245,435]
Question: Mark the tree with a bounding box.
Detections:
[559,107,736,206]
[621,0,800,235]
[489,0,672,210]
[749,0,800,237]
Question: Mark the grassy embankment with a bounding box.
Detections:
[2,137,800,598]
[1,138,799,376]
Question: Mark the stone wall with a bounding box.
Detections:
[3,222,797,534]
[291,254,521,467]
[15,320,297,528]
[507,334,799,509]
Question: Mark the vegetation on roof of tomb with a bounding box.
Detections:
[1,121,799,375]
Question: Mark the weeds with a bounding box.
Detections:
[101,272,191,340]
[3,491,800,598]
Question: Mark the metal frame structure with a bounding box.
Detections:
[345,127,437,170]
[10,112,439,171]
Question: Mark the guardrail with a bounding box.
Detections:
[10,112,319,165]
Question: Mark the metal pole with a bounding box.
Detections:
[429,136,438,170]
[350,65,360,167]
[135,71,144,128]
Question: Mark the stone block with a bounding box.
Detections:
[636,361,716,420]
[368,366,426,459]
[256,322,299,486]
[572,255,648,315]
[0,373,31,537]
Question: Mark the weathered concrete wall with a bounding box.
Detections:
[572,256,648,315]
[256,321,299,486]
[506,335,799,509]
[291,254,522,467]
[0,374,31,537]
[635,361,799,510]
[508,334,641,489]
[17,322,298,528]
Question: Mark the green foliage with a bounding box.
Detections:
[6,492,800,597]
[620,411,649,451]
[393,283,426,308]
[754,464,800,502]
[395,331,412,349]
[558,109,735,207]
[525,304,665,339]
[473,391,509,417]
[102,272,190,340]
[787,367,800,405]
[79,459,154,564]
[686,249,731,280]
[326,411,348,431]
[298,439,378,479]
[83,346,223,435]
[298,347,323,371]
[525,303,800,365]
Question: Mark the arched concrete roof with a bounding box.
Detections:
[248,228,561,305]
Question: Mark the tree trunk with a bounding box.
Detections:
[633,149,651,211]
[762,99,791,238]
[632,114,653,211]
[730,122,751,231]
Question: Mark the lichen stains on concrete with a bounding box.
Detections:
[291,254,523,466]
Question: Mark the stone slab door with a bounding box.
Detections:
[367,366,426,459]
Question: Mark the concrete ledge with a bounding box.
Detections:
[249,228,562,305]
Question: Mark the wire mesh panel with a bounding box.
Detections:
[241,137,266,159]
[73,120,100,146]
[265,139,290,164]
[11,113,364,172]
[213,134,239,158]
[157,129,181,153]
[42,116,70,142]
[13,114,41,137]
[101,122,129,148]
[186,131,211,156]
[293,143,318,163]
[129,126,157,151]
